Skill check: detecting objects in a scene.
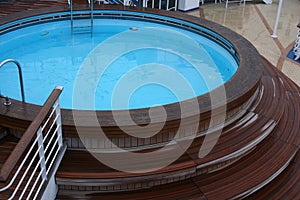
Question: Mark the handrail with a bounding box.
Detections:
[69,0,94,31]
[0,59,25,102]
[0,86,63,182]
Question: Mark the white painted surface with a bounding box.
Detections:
[178,0,199,11]
[41,144,67,200]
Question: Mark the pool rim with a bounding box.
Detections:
[0,6,263,133]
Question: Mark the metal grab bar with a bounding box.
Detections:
[0,59,25,102]
[68,0,94,32]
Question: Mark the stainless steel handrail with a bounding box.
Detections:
[69,0,94,31]
[0,59,25,102]
[70,0,73,28]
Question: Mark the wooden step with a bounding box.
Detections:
[192,137,297,199]
[56,57,300,198]
[247,151,300,200]
[55,111,277,191]
[55,67,285,192]
[57,78,299,198]
[0,126,8,140]
[244,58,300,199]
[56,136,298,199]
[0,135,19,169]
[57,178,208,200]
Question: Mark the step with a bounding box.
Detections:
[56,136,298,199]
[191,137,298,199]
[72,26,93,34]
[56,59,287,189]
[0,126,8,140]
[56,57,300,198]
[247,151,300,200]
[0,135,19,168]
[55,86,280,192]
[57,178,207,200]
[55,109,278,191]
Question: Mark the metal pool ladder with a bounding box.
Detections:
[68,0,94,33]
[0,59,25,102]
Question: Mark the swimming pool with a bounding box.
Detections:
[0,10,238,110]
[0,8,263,154]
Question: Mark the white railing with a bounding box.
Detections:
[0,86,64,199]
[293,26,300,61]
[96,0,178,11]
[145,0,177,11]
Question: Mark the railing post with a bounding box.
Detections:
[271,0,282,38]
[166,0,169,10]
[55,98,63,148]
[142,0,147,7]
[124,0,130,6]
[37,127,47,181]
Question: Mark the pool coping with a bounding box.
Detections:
[0,5,263,138]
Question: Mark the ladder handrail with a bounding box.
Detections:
[91,0,94,28]
[69,0,73,28]
[0,59,25,102]
[68,0,94,31]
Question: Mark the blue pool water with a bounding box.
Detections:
[0,14,238,110]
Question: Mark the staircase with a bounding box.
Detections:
[0,87,66,200]
[56,57,300,199]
